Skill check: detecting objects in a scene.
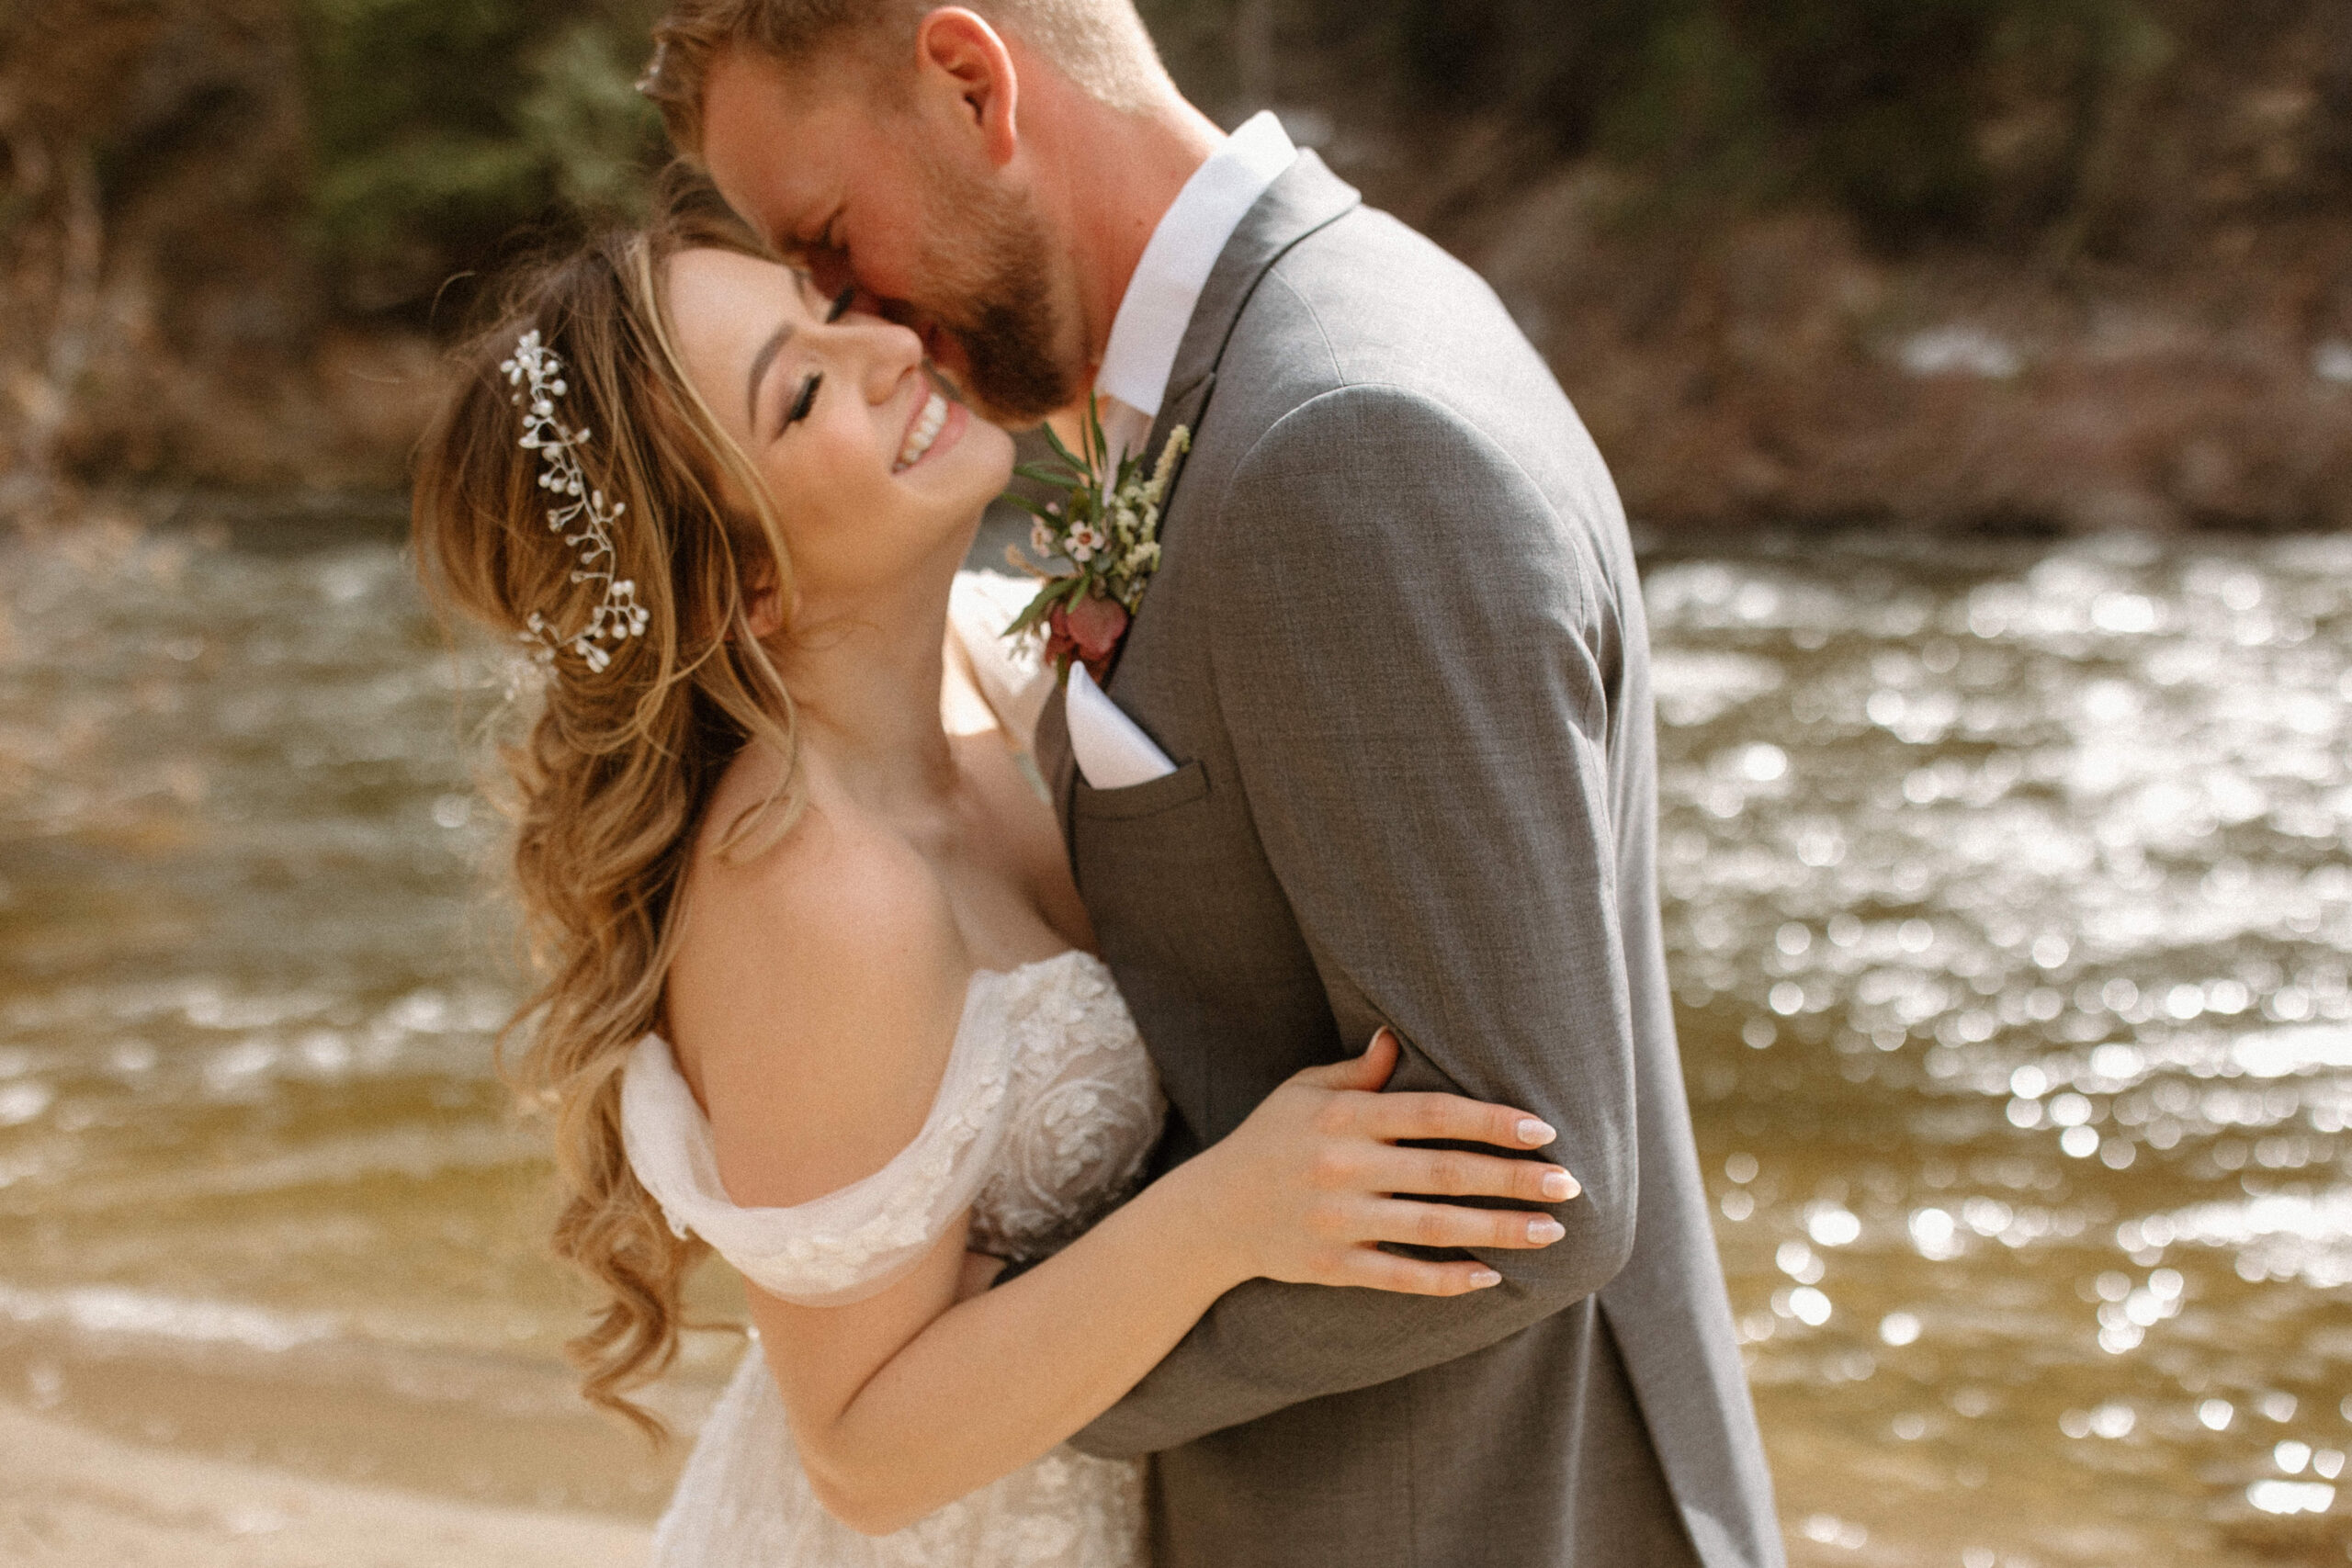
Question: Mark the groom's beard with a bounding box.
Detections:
[922,176,1075,425]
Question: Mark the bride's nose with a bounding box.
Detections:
[839,313,925,402]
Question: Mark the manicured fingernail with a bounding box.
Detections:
[1469,1269,1502,1288]
[1528,1217,1566,1244]
[1541,1170,1576,1201]
[1517,1118,1555,1145]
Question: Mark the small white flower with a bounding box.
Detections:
[999,413,1188,664]
[507,330,645,676]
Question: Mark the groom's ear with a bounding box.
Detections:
[911,7,1020,167]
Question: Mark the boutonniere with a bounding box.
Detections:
[1002,396,1190,684]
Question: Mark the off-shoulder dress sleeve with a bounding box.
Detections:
[619,977,1021,1307]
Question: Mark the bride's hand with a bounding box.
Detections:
[1192,1028,1578,1297]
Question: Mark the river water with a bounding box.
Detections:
[0,512,2345,1563]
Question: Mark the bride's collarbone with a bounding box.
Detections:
[829,745,1080,975]
[681,773,1070,1010]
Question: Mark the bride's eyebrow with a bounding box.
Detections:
[745,320,794,430]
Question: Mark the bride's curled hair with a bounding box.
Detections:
[412,191,795,1438]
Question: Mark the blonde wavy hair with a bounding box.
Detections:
[413,188,799,1438]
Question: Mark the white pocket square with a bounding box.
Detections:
[1067,664,1178,789]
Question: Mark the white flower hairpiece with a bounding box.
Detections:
[501,329,650,673]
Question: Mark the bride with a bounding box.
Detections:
[411,202,1578,1566]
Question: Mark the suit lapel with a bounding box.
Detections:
[1136,370,1215,517]
[1046,152,1363,837]
[1136,150,1363,510]
[1034,682,1080,856]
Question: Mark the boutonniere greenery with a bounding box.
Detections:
[1002,396,1189,684]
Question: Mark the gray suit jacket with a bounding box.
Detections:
[1037,153,1781,1568]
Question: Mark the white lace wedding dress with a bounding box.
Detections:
[619,575,1164,1567]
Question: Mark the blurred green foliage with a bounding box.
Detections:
[296,0,666,316]
[286,0,2177,321]
[1145,0,2170,245]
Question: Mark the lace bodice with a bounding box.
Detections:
[619,952,1160,1568]
[622,950,1164,1302]
[616,579,1158,1568]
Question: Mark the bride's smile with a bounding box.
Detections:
[664,246,1013,610]
[893,383,964,473]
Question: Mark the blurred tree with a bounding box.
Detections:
[4,0,2346,502]
[0,0,320,496]
[296,0,667,319]
[1730,0,2000,237]
[1143,0,2168,251]
[1735,0,2173,244]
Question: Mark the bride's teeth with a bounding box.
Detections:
[895,393,949,471]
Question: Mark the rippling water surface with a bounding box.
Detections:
[0,514,2346,1558]
[1648,533,2352,1566]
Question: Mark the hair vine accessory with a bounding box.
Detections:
[635,41,669,97]
[502,329,650,673]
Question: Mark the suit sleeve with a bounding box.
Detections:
[1069,383,1644,1457]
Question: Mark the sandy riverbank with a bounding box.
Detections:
[0,1402,653,1568]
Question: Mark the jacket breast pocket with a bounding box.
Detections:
[1071,759,1210,821]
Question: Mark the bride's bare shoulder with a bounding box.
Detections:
[665,778,973,1210]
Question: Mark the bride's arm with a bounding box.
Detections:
[745,1141,1218,1534]
[748,1031,1566,1538]
[671,822,1572,1540]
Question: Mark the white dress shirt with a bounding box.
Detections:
[1092,111,1298,463]
[1051,115,1295,789]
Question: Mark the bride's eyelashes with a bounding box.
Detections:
[773,290,851,434]
[783,372,823,431]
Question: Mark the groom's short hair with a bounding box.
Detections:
[644,0,1170,149]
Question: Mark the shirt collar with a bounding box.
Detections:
[1095,111,1298,423]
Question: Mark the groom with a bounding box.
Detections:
[643,4,1781,1563]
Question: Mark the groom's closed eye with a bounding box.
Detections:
[790,218,853,297]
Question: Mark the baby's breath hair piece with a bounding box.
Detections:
[636,39,670,98]
[503,329,650,673]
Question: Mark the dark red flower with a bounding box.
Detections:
[1046,591,1130,684]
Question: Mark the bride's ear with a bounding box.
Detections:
[737,549,793,643]
[742,587,785,642]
